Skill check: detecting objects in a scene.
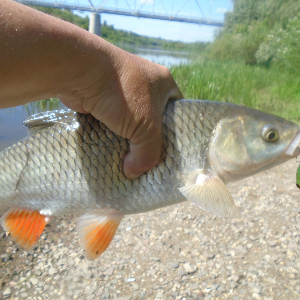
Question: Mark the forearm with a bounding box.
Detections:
[0,0,183,178]
[0,0,111,108]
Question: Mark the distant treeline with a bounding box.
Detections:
[208,0,300,71]
[169,0,300,121]
[29,5,208,52]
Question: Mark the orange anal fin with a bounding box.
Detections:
[1,207,49,249]
[77,211,123,261]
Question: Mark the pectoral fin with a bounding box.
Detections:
[0,206,50,249]
[23,109,76,135]
[179,172,235,218]
[77,211,123,261]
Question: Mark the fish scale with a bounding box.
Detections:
[0,100,224,215]
[1,99,299,260]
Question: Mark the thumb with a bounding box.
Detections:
[123,130,162,180]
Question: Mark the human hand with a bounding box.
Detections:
[0,1,183,179]
[59,42,183,179]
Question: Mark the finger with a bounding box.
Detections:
[168,87,184,103]
[123,131,162,180]
[168,79,184,101]
[123,83,183,179]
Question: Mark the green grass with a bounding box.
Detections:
[171,59,300,122]
[23,98,61,115]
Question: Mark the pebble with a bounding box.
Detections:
[206,253,215,259]
[155,289,164,299]
[231,275,240,282]
[105,267,114,276]
[20,292,28,298]
[183,262,197,274]
[1,253,11,261]
[210,283,219,290]
[268,240,277,247]
[2,288,12,298]
[252,285,262,294]
[29,277,38,286]
[48,267,57,275]
[170,262,179,269]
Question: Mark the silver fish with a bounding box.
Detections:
[0,100,299,260]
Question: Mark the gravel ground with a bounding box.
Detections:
[0,159,300,300]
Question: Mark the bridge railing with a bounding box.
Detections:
[15,0,224,26]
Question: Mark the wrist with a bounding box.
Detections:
[58,35,129,114]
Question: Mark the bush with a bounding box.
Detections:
[208,20,268,64]
[255,14,300,71]
[209,0,300,68]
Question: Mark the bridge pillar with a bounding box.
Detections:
[89,12,101,36]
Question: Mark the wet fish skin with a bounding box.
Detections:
[0,100,299,260]
[0,99,299,215]
[0,100,228,215]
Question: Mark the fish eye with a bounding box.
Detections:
[262,126,279,142]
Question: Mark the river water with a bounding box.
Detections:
[0,47,191,152]
[126,46,191,68]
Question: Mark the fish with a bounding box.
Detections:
[0,100,299,260]
[297,165,300,189]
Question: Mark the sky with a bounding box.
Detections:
[71,0,233,42]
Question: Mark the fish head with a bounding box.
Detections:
[208,106,300,183]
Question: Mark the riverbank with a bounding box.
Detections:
[1,159,299,299]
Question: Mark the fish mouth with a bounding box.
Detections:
[285,129,300,157]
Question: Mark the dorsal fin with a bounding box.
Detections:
[23,109,77,134]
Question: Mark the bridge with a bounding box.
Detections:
[16,0,224,36]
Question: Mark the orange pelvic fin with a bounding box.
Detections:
[1,206,49,249]
[77,211,123,261]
